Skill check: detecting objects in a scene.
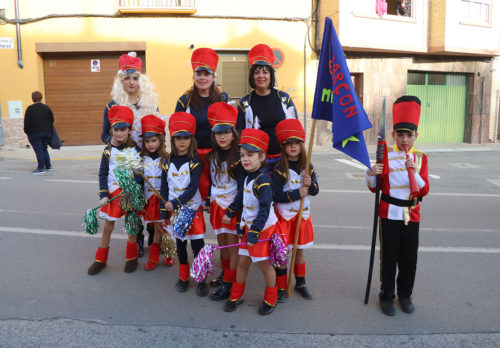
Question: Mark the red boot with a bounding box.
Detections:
[144,243,160,271]
[88,247,109,275]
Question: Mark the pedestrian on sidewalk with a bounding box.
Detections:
[365,95,430,316]
[23,91,54,174]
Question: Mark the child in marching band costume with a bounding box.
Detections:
[160,112,208,296]
[272,119,319,302]
[88,106,140,275]
[223,128,279,316]
[139,115,174,270]
[205,103,245,301]
[366,96,429,316]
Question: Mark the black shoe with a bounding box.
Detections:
[381,300,396,316]
[223,298,244,312]
[197,282,209,297]
[137,238,144,258]
[87,261,106,275]
[295,285,313,300]
[124,258,138,273]
[209,271,224,287]
[277,289,288,303]
[210,282,232,301]
[258,302,276,316]
[176,279,189,292]
[399,297,414,314]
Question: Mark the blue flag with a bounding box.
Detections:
[312,17,372,169]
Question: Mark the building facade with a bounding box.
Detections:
[315,0,500,144]
[0,0,313,146]
[1,0,499,148]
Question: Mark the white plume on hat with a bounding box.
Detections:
[128,51,137,57]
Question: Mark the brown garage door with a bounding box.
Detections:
[43,52,145,145]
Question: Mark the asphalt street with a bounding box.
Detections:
[0,144,499,347]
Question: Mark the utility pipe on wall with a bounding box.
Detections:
[14,0,24,68]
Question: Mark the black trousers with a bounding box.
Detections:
[27,131,51,170]
[176,238,204,265]
[379,218,419,301]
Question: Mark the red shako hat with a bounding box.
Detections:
[191,48,219,74]
[248,44,275,67]
[108,106,134,129]
[169,112,196,137]
[208,103,238,133]
[118,52,142,73]
[240,128,269,153]
[392,95,421,132]
[141,115,166,138]
[276,119,305,144]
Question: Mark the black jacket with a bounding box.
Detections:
[24,103,54,135]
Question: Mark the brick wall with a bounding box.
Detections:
[1,119,29,148]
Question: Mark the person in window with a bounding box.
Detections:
[236,44,298,171]
[396,0,410,16]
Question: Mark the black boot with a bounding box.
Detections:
[137,234,144,258]
[210,281,232,301]
[294,285,313,300]
[209,270,224,287]
[258,302,276,316]
[277,289,288,303]
[176,279,189,293]
[223,298,244,312]
[197,282,209,297]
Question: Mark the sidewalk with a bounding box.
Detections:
[1,143,499,161]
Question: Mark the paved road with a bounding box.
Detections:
[0,145,499,347]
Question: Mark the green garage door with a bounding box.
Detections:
[407,72,467,143]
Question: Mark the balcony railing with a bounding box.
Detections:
[117,0,196,14]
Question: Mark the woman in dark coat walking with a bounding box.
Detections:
[24,91,54,174]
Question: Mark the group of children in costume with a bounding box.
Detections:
[88,102,319,316]
[88,46,429,317]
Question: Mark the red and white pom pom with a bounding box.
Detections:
[190,244,216,283]
[270,233,289,268]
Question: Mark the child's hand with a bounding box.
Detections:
[246,232,258,246]
[99,197,109,206]
[367,163,384,176]
[165,202,174,212]
[405,158,416,170]
[302,174,312,187]
[299,186,308,197]
[222,215,231,225]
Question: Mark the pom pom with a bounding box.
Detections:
[114,148,144,174]
[190,244,216,283]
[82,208,99,235]
[124,211,142,236]
[161,233,177,259]
[269,233,289,268]
[170,204,197,239]
[128,51,137,57]
[114,166,146,211]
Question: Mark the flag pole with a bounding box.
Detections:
[286,118,317,297]
[364,97,386,304]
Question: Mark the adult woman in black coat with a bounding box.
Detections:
[24,91,54,174]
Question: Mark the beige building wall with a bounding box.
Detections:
[0,0,315,147]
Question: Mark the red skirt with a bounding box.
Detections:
[141,195,161,222]
[276,213,314,249]
[99,189,126,221]
[209,201,238,235]
[238,225,275,263]
[197,148,211,201]
[169,210,206,240]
